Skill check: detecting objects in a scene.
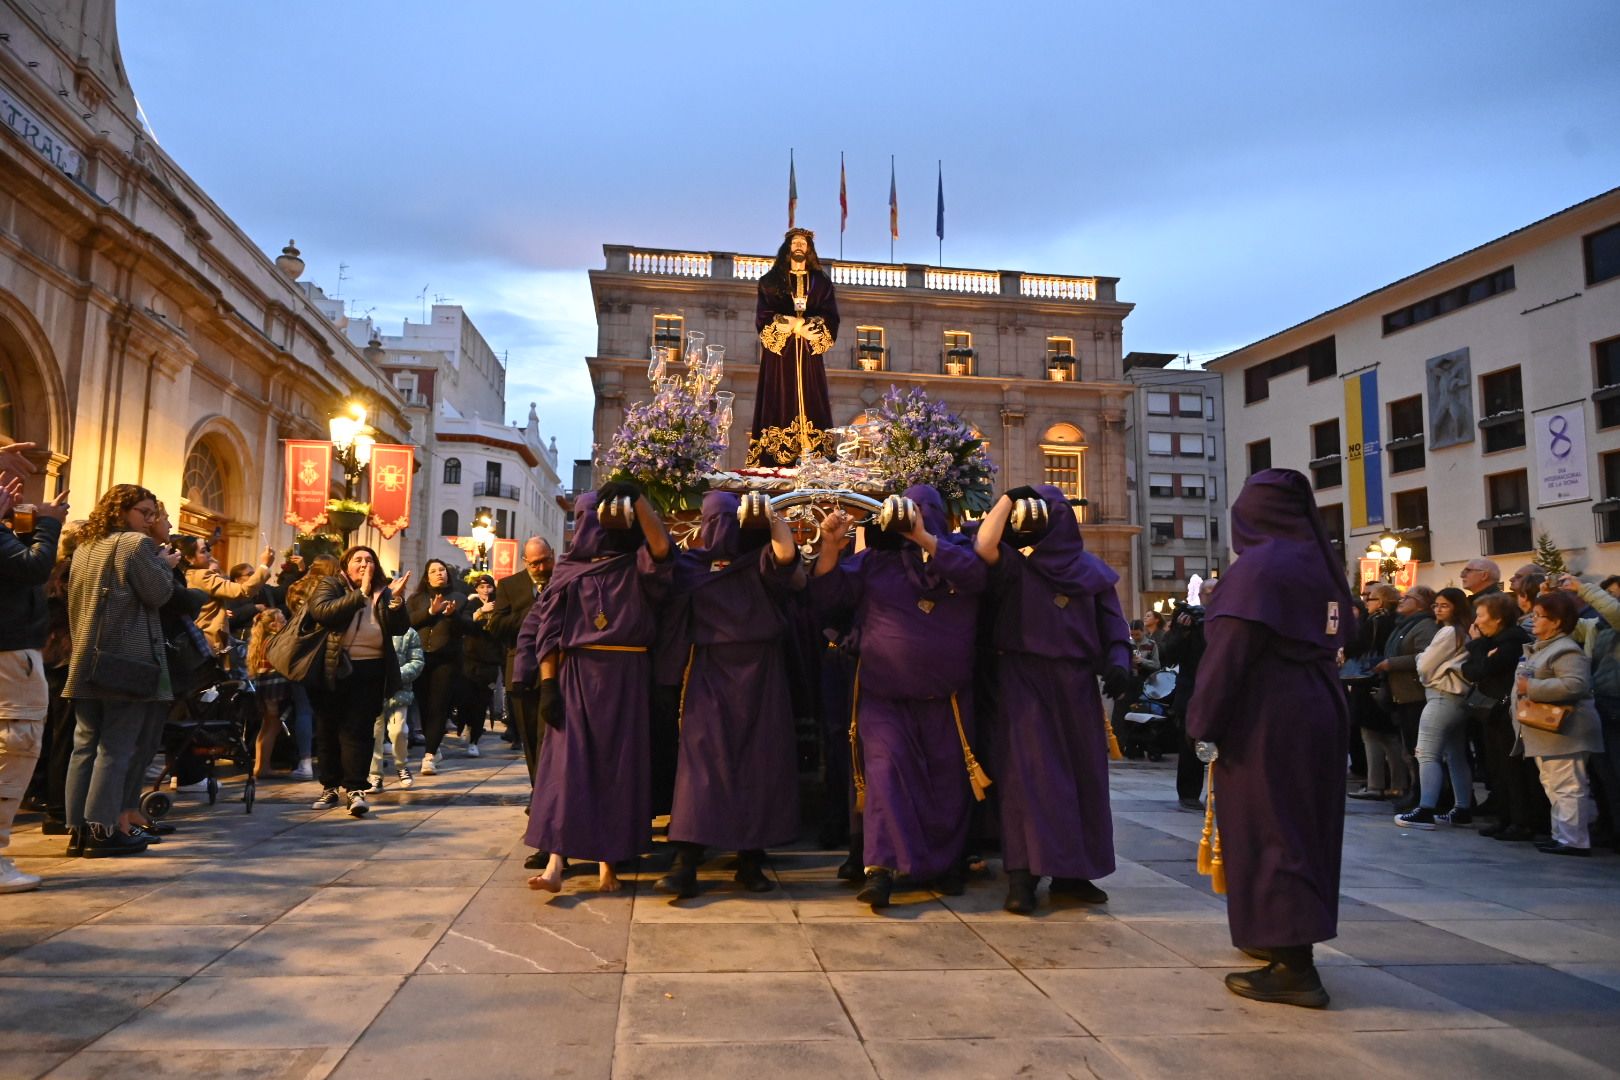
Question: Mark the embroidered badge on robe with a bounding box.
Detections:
[710,560,730,572]
[1054,595,1070,609]
[594,611,608,630]
[1325,601,1340,636]
[917,599,935,614]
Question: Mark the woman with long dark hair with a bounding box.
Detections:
[407,558,473,776]
[304,546,411,816]
[1397,587,1476,829]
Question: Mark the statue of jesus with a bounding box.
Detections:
[746,228,839,466]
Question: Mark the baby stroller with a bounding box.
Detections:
[142,657,260,819]
[1120,667,1180,761]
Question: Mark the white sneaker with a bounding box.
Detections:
[172,778,209,793]
[466,743,480,758]
[290,759,315,781]
[312,788,341,810]
[421,753,438,776]
[397,767,414,789]
[346,790,370,817]
[0,856,42,894]
[365,777,386,795]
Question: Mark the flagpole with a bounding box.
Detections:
[938,160,943,266]
[839,150,845,260]
[889,154,895,264]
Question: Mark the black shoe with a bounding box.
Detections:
[935,864,965,897]
[1224,959,1330,1009]
[654,843,702,899]
[1178,797,1205,812]
[1438,808,1473,827]
[41,819,71,836]
[735,851,775,893]
[127,825,164,843]
[523,850,547,871]
[1004,869,1037,915]
[1538,841,1592,857]
[1493,825,1534,842]
[836,833,864,884]
[1240,946,1274,963]
[1478,822,1508,839]
[1049,877,1109,904]
[143,821,176,836]
[857,868,893,910]
[65,826,84,857]
[82,828,150,859]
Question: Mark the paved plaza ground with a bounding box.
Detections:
[3,741,1620,1079]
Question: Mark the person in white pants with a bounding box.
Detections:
[369,626,424,793]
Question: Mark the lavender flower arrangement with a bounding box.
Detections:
[870,386,997,519]
[598,358,727,512]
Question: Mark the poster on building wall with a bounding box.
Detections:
[1358,558,1418,591]
[366,444,416,538]
[282,440,332,533]
[1343,366,1384,529]
[1532,400,1590,507]
[490,538,519,580]
[1425,348,1474,449]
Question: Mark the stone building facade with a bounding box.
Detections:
[585,244,1140,584]
[1209,186,1620,584]
[0,2,412,568]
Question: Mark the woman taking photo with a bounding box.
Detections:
[305,546,412,816]
[1464,593,1538,841]
[1513,589,1605,856]
[1397,587,1475,829]
[408,558,473,775]
[62,485,180,857]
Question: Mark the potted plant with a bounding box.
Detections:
[868,386,996,522]
[325,498,369,536]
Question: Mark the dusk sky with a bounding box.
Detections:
[118,2,1620,465]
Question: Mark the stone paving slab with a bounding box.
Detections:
[3,749,1618,1078]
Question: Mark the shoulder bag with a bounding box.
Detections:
[86,534,162,698]
[1515,697,1570,733]
[266,597,331,683]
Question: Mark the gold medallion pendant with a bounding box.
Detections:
[917,599,936,614]
[594,611,608,630]
[1054,595,1070,609]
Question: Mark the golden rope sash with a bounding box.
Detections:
[1196,762,1227,895]
[849,661,866,814]
[950,693,992,802]
[676,644,697,734]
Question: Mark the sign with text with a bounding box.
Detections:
[366,444,415,538]
[0,83,84,178]
[283,440,332,533]
[491,538,519,580]
[1532,401,1589,507]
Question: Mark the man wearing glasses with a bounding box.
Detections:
[1460,560,1503,604]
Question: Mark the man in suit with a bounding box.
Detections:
[487,537,554,787]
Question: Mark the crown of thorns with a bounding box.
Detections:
[785,228,816,240]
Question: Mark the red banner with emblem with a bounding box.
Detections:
[283,440,332,533]
[491,538,519,580]
[367,444,415,539]
[1358,558,1418,591]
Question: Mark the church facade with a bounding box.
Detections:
[586,244,1141,594]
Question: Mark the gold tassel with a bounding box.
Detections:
[1210,819,1227,895]
[1197,764,1215,875]
[1196,762,1227,894]
[675,645,696,734]
[1104,711,1123,761]
[951,693,993,802]
[849,662,866,814]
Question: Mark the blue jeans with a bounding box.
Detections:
[289,681,314,759]
[1417,687,1473,811]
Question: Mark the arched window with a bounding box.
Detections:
[183,442,228,515]
[444,457,462,484]
[1039,423,1087,503]
[441,509,459,536]
[1042,422,1085,445]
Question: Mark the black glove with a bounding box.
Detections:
[1102,664,1133,700]
[538,677,563,731]
[1003,485,1039,505]
[596,479,641,506]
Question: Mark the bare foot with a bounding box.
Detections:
[597,863,621,893]
[527,854,563,893]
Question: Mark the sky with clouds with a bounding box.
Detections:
[117,1,1620,464]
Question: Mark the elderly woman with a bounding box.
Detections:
[1397,587,1475,829]
[1374,585,1438,811]
[1464,592,1539,841]
[1349,582,1404,800]
[1513,589,1605,856]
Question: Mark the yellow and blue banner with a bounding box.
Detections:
[1344,367,1383,529]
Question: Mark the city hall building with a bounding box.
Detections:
[1209,186,1620,584]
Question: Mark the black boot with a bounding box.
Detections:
[735,850,775,893]
[935,863,965,897]
[1224,945,1329,1008]
[1049,877,1108,904]
[856,867,893,910]
[1004,869,1038,915]
[837,832,864,884]
[82,824,150,859]
[655,842,702,899]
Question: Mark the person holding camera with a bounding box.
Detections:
[0,470,68,890]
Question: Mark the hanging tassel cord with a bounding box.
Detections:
[951,693,993,802]
[1196,762,1227,895]
[1103,708,1124,761]
[849,661,866,814]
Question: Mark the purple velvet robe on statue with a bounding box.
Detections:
[523,494,672,864]
[665,492,803,850]
[748,268,838,465]
[1186,469,1355,949]
[988,484,1129,880]
[809,485,987,881]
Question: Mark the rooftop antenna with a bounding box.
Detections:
[433,293,453,305]
[416,283,429,324]
[335,261,350,299]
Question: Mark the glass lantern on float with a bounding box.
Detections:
[705,344,725,380]
[648,346,669,383]
[714,391,736,449]
[684,330,706,369]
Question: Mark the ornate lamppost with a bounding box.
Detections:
[327,402,375,542]
[1365,531,1412,583]
[469,508,494,573]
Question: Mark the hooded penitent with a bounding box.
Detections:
[523,491,672,863]
[985,483,1130,881]
[661,490,802,850]
[1187,468,1351,949]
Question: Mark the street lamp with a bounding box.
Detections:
[1365,530,1413,582]
[327,401,376,543]
[469,508,494,572]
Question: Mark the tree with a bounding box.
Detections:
[1533,530,1568,576]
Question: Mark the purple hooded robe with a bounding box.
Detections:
[1186,469,1355,949]
[664,492,803,850]
[809,485,987,881]
[523,493,673,863]
[987,484,1129,880]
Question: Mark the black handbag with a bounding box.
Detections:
[1464,684,1505,721]
[266,600,330,683]
[86,535,162,698]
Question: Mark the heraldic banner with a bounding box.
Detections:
[283,440,332,533]
[491,538,519,580]
[367,444,415,539]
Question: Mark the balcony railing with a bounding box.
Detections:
[611,246,1099,302]
[474,481,520,500]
